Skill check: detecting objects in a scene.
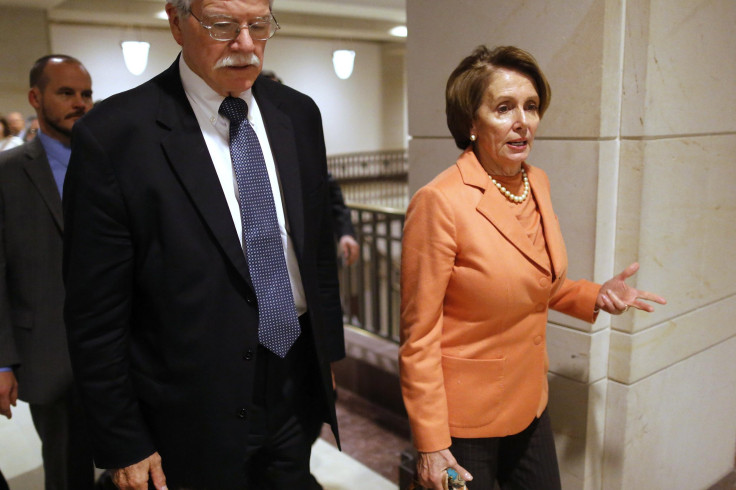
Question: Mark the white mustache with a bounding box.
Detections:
[214,53,261,69]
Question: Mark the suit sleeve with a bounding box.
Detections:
[301,102,344,363]
[63,121,156,468]
[327,173,355,240]
[0,172,20,368]
[399,185,456,452]
[549,277,600,323]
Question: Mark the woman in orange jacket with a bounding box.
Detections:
[399,45,666,490]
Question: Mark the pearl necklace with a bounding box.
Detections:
[489,167,529,203]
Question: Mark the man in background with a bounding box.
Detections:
[4,111,26,139]
[0,54,95,490]
[24,116,40,142]
[260,69,360,266]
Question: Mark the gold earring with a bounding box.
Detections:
[470,134,477,141]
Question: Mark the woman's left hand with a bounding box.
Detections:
[596,262,667,315]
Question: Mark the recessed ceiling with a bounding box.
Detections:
[0,0,407,42]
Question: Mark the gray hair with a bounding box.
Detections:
[166,0,274,16]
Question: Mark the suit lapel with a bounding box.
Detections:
[156,62,254,289]
[254,85,305,258]
[23,138,63,233]
[529,167,567,278]
[458,150,551,273]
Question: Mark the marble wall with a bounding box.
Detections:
[406,0,736,488]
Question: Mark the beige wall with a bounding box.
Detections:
[48,21,403,155]
[0,7,50,118]
[406,0,736,488]
[2,13,406,155]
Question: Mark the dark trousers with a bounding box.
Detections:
[450,409,561,490]
[29,387,95,490]
[243,316,325,488]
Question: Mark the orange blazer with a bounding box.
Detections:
[399,149,599,453]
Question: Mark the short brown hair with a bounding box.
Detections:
[445,45,551,150]
[29,54,84,90]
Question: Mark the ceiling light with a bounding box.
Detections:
[332,50,355,80]
[121,41,150,76]
[389,25,407,38]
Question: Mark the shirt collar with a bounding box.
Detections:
[37,129,71,157]
[178,56,257,127]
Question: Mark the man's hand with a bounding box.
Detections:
[0,370,18,419]
[111,452,167,490]
[338,235,360,266]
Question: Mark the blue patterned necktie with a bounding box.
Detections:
[219,96,300,358]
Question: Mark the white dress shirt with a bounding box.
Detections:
[179,57,307,314]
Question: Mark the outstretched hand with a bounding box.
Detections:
[596,262,666,315]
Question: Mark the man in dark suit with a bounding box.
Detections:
[0,55,95,490]
[62,1,345,489]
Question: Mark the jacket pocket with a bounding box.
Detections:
[442,354,505,428]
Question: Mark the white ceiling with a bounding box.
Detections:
[1,0,407,42]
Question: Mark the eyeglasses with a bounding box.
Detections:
[188,10,280,42]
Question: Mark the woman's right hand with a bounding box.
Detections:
[416,448,472,490]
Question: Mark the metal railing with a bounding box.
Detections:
[339,203,405,344]
[328,149,409,210]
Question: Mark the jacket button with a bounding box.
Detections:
[243,350,254,361]
[536,303,546,312]
[237,408,247,419]
[539,277,549,287]
[534,335,543,345]
[246,295,256,305]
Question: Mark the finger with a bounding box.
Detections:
[113,467,148,490]
[636,290,667,305]
[429,467,450,490]
[607,289,628,311]
[418,471,443,490]
[617,262,640,281]
[600,294,617,314]
[149,466,167,490]
[0,397,10,419]
[10,384,18,406]
[631,301,654,313]
[452,463,473,482]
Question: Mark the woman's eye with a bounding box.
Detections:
[497,105,509,113]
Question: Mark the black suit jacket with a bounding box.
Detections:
[63,59,344,488]
[0,137,73,405]
[327,173,356,240]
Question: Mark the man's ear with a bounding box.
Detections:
[166,4,185,47]
[28,88,41,111]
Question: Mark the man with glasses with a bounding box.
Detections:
[63,1,345,489]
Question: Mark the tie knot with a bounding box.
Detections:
[219,96,248,124]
